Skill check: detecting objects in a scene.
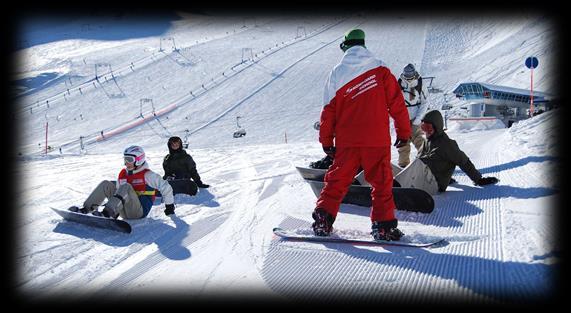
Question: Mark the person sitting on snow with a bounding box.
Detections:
[69,145,176,218]
[163,136,210,195]
[393,110,499,193]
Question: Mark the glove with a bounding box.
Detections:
[164,203,175,216]
[165,174,176,181]
[393,138,409,148]
[476,177,499,186]
[196,182,210,188]
[322,146,336,157]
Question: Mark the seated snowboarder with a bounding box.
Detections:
[393,110,499,193]
[163,136,210,196]
[69,145,176,219]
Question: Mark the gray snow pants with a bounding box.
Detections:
[83,180,144,219]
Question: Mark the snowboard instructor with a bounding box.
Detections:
[312,29,412,241]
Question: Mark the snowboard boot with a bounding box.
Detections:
[101,195,123,219]
[312,208,335,236]
[371,219,404,241]
[68,205,94,214]
[309,155,333,169]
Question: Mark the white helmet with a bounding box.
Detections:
[123,145,146,167]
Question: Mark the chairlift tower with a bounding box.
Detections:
[183,129,190,148]
[94,63,113,81]
[241,48,254,63]
[139,98,155,117]
[160,37,178,52]
[296,26,307,38]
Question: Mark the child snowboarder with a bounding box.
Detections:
[69,145,176,219]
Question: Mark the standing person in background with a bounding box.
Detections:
[396,63,429,168]
[312,28,412,241]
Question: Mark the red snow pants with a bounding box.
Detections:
[316,146,396,222]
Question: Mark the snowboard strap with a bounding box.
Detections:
[113,194,126,206]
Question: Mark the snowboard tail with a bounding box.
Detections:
[273,227,445,247]
[295,166,327,181]
[305,180,434,213]
[51,207,131,233]
[296,166,434,213]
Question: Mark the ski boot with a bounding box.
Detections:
[371,219,404,241]
[312,208,334,236]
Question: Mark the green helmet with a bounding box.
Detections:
[340,29,366,52]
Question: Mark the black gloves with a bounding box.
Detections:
[322,146,336,157]
[164,203,175,216]
[196,182,210,188]
[393,138,409,148]
[476,176,499,186]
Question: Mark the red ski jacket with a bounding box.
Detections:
[319,46,411,148]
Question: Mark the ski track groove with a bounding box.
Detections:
[91,213,228,295]
[261,138,517,303]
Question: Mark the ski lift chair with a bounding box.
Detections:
[233,128,247,138]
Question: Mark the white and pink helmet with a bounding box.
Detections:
[123,145,146,167]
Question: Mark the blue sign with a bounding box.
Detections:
[525,57,539,69]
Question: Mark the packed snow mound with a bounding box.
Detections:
[446,117,506,133]
[507,110,559,157]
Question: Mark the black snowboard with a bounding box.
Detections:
[296,166,433,213]
[305,180,434,213]
[51,207,131,233]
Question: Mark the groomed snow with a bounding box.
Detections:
[13,11,560,305]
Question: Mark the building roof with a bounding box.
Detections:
[453,82,552,100]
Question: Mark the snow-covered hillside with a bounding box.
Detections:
[12,11,560,305]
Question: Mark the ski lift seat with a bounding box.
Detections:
[233,128,247,138]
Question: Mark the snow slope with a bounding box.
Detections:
[12,11,560,305]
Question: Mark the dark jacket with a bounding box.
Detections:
[418,110,482,192]
[163,143,203,183]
